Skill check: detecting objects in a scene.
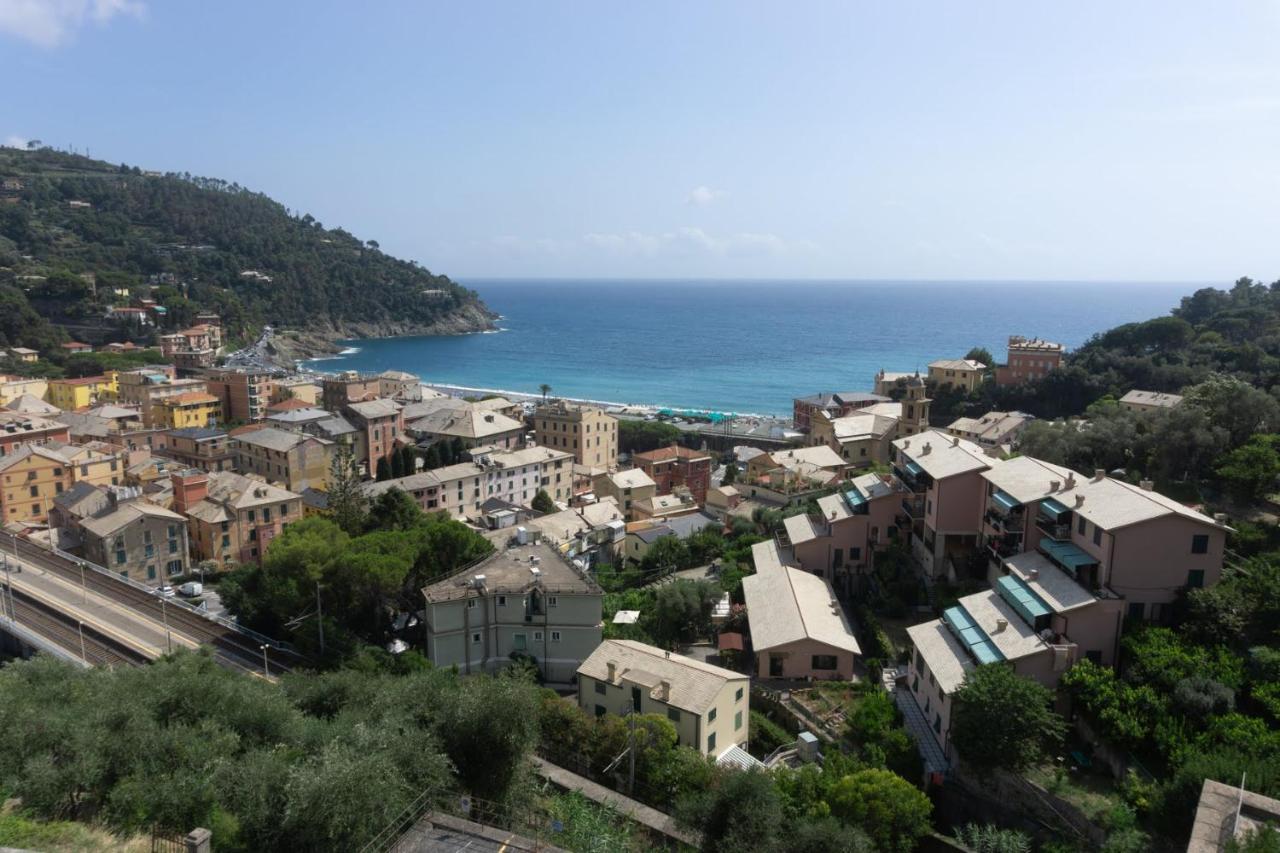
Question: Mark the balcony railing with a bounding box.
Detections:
[986,533,1023,560]
[1035,515,1071,541]
[901,495,925,519]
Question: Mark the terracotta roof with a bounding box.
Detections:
[634,444,712,463]
[266,397,312,413]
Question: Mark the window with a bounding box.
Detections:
[933,713,942,734]
[548,596,558,608]
[708,708,717,722]
[551,631,561,642]
[735,687,744,702]
[594,681,607,695]
[631,686,642,712]
[911,674,919,693]
[147,565,157,580]
[1077,515,1086,535]
[594,705,606,718]
[1191,534,1209,554]
[1187,569,1205,588]
[1092,525,1102,546]
[811,654,838,671]
[28,486,37,498]
[707,732,716,752]
[115,550,126,565]
[167,560,182,576]
[667,708,680,723]
[534,631,544,641]
[168,540,178,554]
[833,548,843,567]
[850,547,861,561]
[1127,602,1145,620]
[735,710,743,731]
[471,632,481,644]
[467,599,476,609]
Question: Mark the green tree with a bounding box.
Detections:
[325,445,368,535]
[366,488,423,533]
[398,445,418,477]
[375,457,392,482]
[685,770,784,853]
[1216,434,1280,502]
[956,823,1032,853]
[652,580,718,646]
[721,462,738,486]
[531,489,556,513]
[965,347,995,369]
[826,768,932,853]
[389,448,405,478]
[639,535,691,577]
[951,664,1066,774]
[539,383,552,400]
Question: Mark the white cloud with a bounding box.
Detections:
[685,185,726,206]
[0,0,144,48]
[3,135,30,149]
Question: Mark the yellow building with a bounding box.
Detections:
[46,375,117,411]
[0,443,122,524]
[926,358,988,393]
[0,376,49,407]
[153,392,222,429]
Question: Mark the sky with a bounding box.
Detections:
[3,1,1279,282]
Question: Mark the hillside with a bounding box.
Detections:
[0,146,495,357]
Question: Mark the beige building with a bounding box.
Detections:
[408,405,525,450]
[592,468,657,519]
[421,540,604,683]
[232,427,336,492]
[810,410,900,469]
[0,376,50,407]
[578,640,750,756]
[173,470,303,566]
[0,442,123,524]
[271,377,322,407]
[945,411,1031,450]
[892,430,993,579]
[471,443,575,506]
[1118,390,1183,413]
[927,358,988,392]
[534,401,617,469]
[362,462,486,520]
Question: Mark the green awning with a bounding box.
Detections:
[944,605,1005,665]
[1039,536,1098,576]
[843,487,867,510]
[996,574,1052,622]
[992,490,1020,512]
[1039,497,1070,521]
[904,460,925,478]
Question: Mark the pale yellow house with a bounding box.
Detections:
[47,375,118,411]
[0,376,50,407]
[577,639,750,756]
[592,468,657,519]
[534,401,618,469]
[153,392,222,430]
[927,359,988,393]
[0,442,122,524]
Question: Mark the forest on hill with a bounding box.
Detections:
[0,145,494,354]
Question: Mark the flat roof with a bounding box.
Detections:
[1003,550,1096,613]
[893,430,991,479]
[981,455,1077,505]
[422,541,601,603]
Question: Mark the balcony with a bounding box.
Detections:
[900,495,925,519]
[1035,514,1071,541]
[986,533,1023,560]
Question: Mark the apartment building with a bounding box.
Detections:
[534,402,617,469]
[578,640,750,756]
[1118,390,1184,414]
[0,442,122,524]
[362,463,486,520]
[377,370,422,401]
[0,412,69,458]
[592,468,657,519]
[270,377,322,407]
[204,368,275,423]
[152,392,222,430]
[927,359,988,392]
[810,410,900,469]
[873,370,920,397]
[3,394,60,417]
[945,411,1031,450]
[792,391,891,432]
[744,541,862,680]
[0,376,48,407]
[891,430,993,579]
[46,374,117,411]
[344,399,405,468]
[7,348,38,363]
[321,371,381,411]
[232,427,336,492]
[470,443,575,505]
[421,540,604,683]
[116,369,208,426]
[54,486,190,585]
[995,336,1064,386]
[173,470,303,566]
[633,444,713,505]
[408,404,524,451]
[164,427,235,472]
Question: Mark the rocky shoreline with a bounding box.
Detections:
[264,302,498,367]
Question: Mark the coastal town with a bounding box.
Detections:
[1,292,1268,851]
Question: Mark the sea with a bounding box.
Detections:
[306,279,1200,417]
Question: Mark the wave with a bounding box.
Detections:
[418,381,780,419]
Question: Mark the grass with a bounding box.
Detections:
[1026,762,1126,824]
[541,790,642,853]
[0,803,149,853]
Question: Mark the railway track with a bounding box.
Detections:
[8,538,306,675]
[4,588,148,668]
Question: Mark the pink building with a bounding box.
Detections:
[743,541,861,680]
[995,336,1064,386]
[891,430,993,579]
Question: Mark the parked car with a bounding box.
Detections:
[178,581,203,597]
[157,585,176,597]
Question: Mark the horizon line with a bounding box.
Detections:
[451,275,1221,285]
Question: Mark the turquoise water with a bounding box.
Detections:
[309,279,1197,416]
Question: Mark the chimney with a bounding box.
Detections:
[1074,494,1085,507]
[951,436,959,447]
[1064,473,1076,489]
[922,442,932,455]
[1093,468,1105,482]
[658,680,671,701]
[1049,480,1060,492]
[170,470,208,514]
[1028,568,1040,580]
[1139,479,1153,491]
[995,618,1008,633]
[606,661,618,683]
[1213,512,1227,525]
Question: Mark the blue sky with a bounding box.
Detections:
[3,1,1279,281]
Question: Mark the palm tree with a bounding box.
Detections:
[539,383,552,400]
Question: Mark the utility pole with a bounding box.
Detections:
[77,620,87,664]
[315,581,325,655]
[260,644,270,677]
[626,707,637,797]
[2,554,13,620]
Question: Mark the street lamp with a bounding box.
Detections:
[160,595,172,653]
[77,620,87,664]
[260,644,270,677]
[78,561,87,604]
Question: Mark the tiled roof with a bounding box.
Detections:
[742,542,860,654]
[893,430,990,479]
[578,639,746,715]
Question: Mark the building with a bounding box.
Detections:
[0,443,123,524]
[4,394,60,417]
[47,375,117,411]
[158,324,222,369]
[927,359,988,392]
[470,443,575,506]
[743,541,861,680]
[321,371,382,411]
[592,468,657,519]
[173,470,303,566]
[165,427,234,472]
[344,399,406,469]
[362,462,486,520]
[578,640,750,756]
[152,392,222,430]
[995,336,1064,386]
[1188,779,1280,853]
[270,377,322,407]
[633,444,713,504]
[1118,390,1184,413]
[891,430,993,578]
[809,411,899,469]
[774,472,908,594]
[408,405,525,451]
[8,347,38,363]
[54,486,190,585]
[377,370,422,401]
[204,368,275,423]
[0,376,49,407]
[623,511,719,563]
[62,342,93,355]
[704,484,742,520]
[631,491,701,521]
[873,370,921,397]
[945,411,1032,450]
[533,401,618,469]
[0,412,70,458]
[420,539,604,683]
[232,427,336,492]
[116,368,208,426]
[792,391,891,432]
